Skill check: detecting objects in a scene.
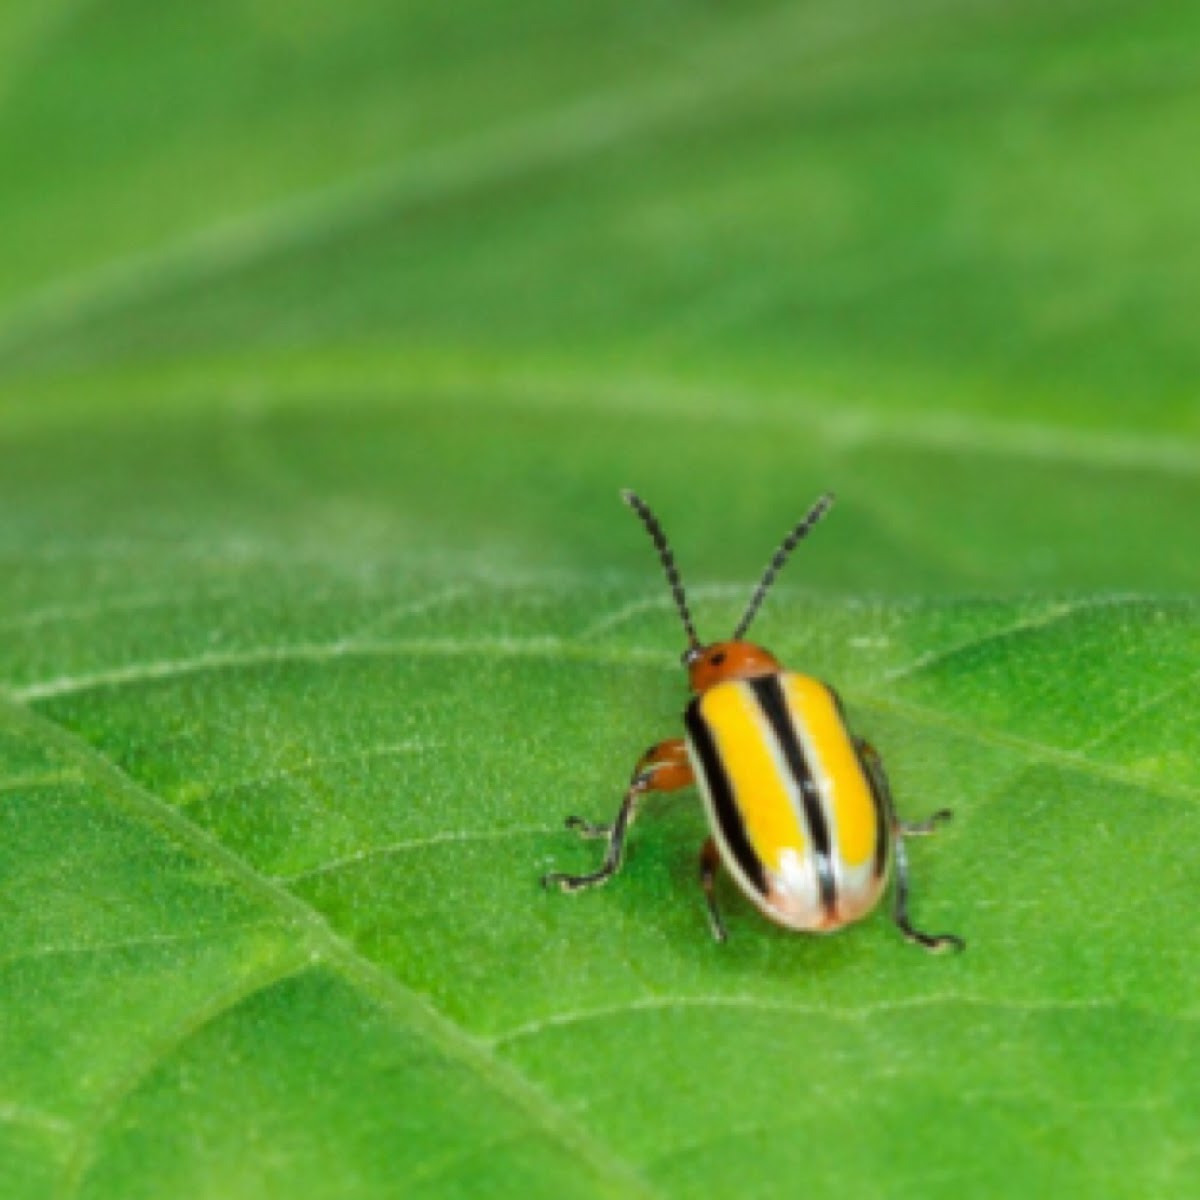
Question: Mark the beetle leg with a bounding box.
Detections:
[891,833,965,953]
[543,776,645,891]
[543,739,692,892]
[699,836,728,943]
[899,809,953,837]
[856,739,965,954]
[564,815,613,841]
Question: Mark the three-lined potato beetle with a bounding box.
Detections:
[543,490,963,952]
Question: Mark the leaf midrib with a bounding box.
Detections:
[6,369,1199,485]
[0,695,659,1200]
[0,0,924,361]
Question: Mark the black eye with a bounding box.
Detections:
[710,651,726,666]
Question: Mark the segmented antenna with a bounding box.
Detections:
[620,490,701,651]
[732,492,835,641]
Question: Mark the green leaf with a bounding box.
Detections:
[2,2,1198,1197]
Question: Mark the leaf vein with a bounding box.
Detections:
[274,825,560,884]
[490,991,1196,1048]
[1,697,660,1200]
[1077,666,1200,752]
[0,920,286,970]
[0,770,86,796]
[875,594,1134,684]
[60,955,312,1199]
[0,3,890,360]
[184,739,434,808]
[7,636,670,703]
[0,1100,73,1140]
[852,688,1200,806]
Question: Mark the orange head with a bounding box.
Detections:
[684,640,781,693]
[620,489,834,688]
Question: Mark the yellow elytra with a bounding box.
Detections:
[543,491,963,952]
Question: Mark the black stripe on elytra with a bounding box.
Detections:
[858,745,893,881]
[684,699,768,898]
[749,675,838,916]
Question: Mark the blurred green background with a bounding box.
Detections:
[2,3,1198,1198]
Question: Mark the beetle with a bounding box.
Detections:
[542,490,963,951]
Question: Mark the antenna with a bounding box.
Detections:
[732,492,835,641]
[620,490,701,652]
